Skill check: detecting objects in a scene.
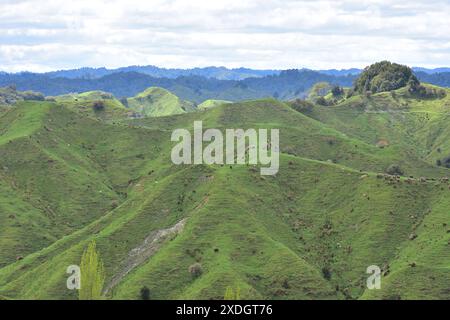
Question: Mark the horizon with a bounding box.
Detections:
[2,63,450,75]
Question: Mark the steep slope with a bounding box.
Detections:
[0,95,448,300]
[302,85,450,171]
[0,100,170,268]
[126,87,196,117]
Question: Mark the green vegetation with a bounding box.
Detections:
[224,287,241,300]
[79,241,105,300]
[354,61,419,94]
[198,99,231,110]
[127,87,197,117]
[288,99,315,114]
[0,85,44,107]
[0,72,449,300]
[308,82,332,104]
[52,90,129,121]
[140,286,150,300]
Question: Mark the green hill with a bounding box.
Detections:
[51,91,130,121]
[198,99,231,110]
[0,87,448,300]
[126,87,197,117]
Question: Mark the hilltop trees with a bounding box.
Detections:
[188,263,203,278]
[331,85,344,97]
[354,61,419,94]
[408,81,447,99]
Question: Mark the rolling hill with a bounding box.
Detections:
[197,99,232,110]
[126,87,196,117]
[51,90,130,121]
[0,82,448,300]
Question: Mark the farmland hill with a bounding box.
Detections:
[126,87,197,117]
[0,62,449,300]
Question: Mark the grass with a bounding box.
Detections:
[198,99,231,110]
[0,87,449,300]
[52,91,129,122]
[126,87,196,117]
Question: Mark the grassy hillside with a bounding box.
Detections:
[302,84,450,172]
[198,99,231,110]
[126,87,197,117]
[51,91,130,121]
[0,89,448,300]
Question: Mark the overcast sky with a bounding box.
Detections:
[0,0,449,72]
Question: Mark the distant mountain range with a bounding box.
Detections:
[0,70,356,102]
[2,65,450,81]
[43,66,280,81]
[1,66,450,103]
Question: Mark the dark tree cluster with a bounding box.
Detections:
[289,99,315,113]
[408,82,447,99]
[331,85,344,97]
[92,100,105,111]
[354,61,420,94]
[436,156,450,168]
[386,164,405,176]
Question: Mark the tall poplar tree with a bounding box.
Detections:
[79,241,105,300]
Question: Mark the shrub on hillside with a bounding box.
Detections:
[346,88,355,98]
[316,96,328,106]
[354,61,419,94]
[289,99,314,113]
[140,286,150,300]
[441,156,450,168]
[21,90,45,101]
[322,266,332,280]
[100,92,114,99]
[188,263,203,278]
[386,164,404,176]
[92,101,105,111]
[120,97,129,107]
[331,86,344,97]
[408,82,447,99]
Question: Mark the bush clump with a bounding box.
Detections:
[92,101,105,111]
[408,82,447,99]
[140,286,150,300]
[321,266,332,280]
[354,61,419,94]
[331,86,344,97]
[386,164,404,176]
[439,156,450,168]
[289,99,314,113]
[188,263,203,278]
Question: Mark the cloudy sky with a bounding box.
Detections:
[0,0,449,72]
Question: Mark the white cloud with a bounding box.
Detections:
[0,0,449,71]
